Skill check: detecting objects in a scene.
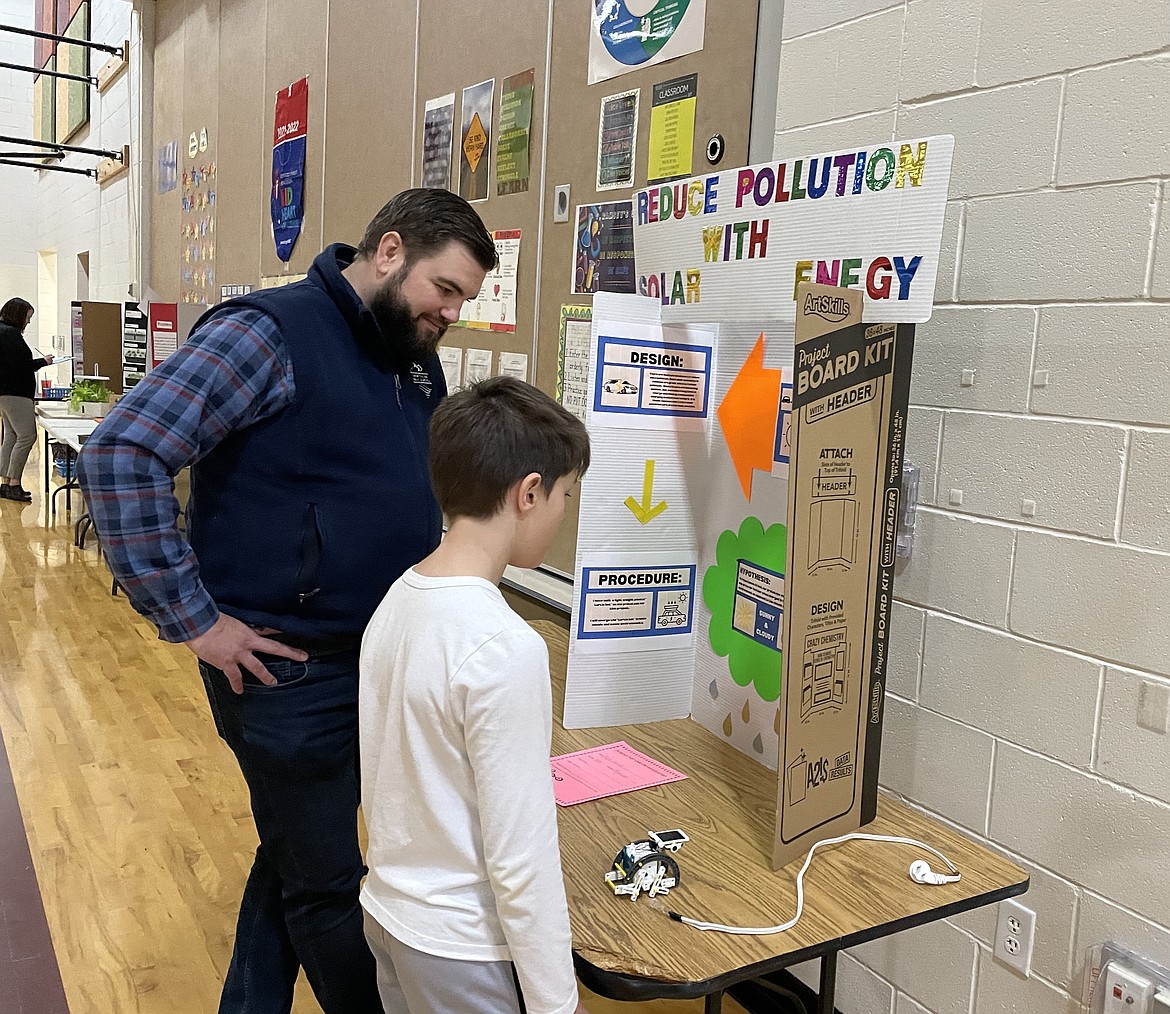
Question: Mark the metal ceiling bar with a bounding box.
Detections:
[0,59,97,86]
[0,133,122,161]
[0,22,122,57]
[0,157,96,177]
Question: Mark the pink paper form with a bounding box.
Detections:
[550,741,687,806]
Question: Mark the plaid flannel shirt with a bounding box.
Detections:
[76,307,295,642]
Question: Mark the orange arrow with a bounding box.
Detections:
[717,333,781,501]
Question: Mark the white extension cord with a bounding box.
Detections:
[668,832,962,935]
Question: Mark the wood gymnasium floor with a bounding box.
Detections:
[0,447,745,1014]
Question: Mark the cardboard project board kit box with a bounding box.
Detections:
[773,283,914,868]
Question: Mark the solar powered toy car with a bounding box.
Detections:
[603,829,689,901]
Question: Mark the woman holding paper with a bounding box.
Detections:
[0,297,54,502]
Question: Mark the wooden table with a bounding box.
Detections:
[533,621,1029,1013]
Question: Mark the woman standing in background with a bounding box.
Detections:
[0,297,54,502]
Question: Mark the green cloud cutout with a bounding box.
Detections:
[702,516,787,703]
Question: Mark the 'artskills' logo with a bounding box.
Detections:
[803,292,850,322]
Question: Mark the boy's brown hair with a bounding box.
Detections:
[429,376,590,520]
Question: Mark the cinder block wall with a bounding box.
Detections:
[774,2,1170,1011]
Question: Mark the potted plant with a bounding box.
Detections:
[69,376,112,417]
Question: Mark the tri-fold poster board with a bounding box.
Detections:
[563,134,954,869]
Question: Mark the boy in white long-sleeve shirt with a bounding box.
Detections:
[359,376,592,1014]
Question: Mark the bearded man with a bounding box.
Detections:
[77,188,496,1014]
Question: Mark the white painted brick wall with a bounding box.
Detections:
[782,0,898,41]
[775,1,1170,1011]
[904,407,940,505]
[849,919,977,1014]
[1033,306,1170,425]
[921,616,1101,765]
[1121,431,1170,550]
[886,601,925,699]
[974,952,1081,1014]
[1058,57,1170,186]
[776,8,904,128]
[1095,669,1170,805]
[881,696,994,832]
[894,510,1014,625]
[787,952,895,1013]
[936,413,1124,536]
[1154,185,1169,297]
[774,110,897,162]
[910,307,1035,413]
[899,0,980,100]
[990,746,1170,926]
[1012,532,1170,675]
[899,81,1061,199]
[776,32,846,130]
[1074,894,1170,998]
[933,202,961,303]
[975,0,1170,86]
[961,186,1156,302]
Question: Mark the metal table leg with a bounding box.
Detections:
[817,951,838,1014]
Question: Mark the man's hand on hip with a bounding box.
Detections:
[185,613,310,694]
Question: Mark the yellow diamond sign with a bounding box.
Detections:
[463,112,487,173]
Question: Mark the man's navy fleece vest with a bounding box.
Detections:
[187,244,445,640]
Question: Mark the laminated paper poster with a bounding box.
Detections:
[272,77,309,262]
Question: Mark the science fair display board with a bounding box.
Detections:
[564,135,953,866]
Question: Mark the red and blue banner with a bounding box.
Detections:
[272,76,308,262]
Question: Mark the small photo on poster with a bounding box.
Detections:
[459,79,495,203]
[573,201,635,295]
[597,88,639,191]
[422,93,455,190]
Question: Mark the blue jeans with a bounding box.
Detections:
[199,649,382,1014]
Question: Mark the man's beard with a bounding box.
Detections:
[368,269,446,361]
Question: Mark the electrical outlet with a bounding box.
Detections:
[994,900,1036,976]
[1103,960,1154,1014]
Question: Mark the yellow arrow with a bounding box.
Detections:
[625,459,668,524]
